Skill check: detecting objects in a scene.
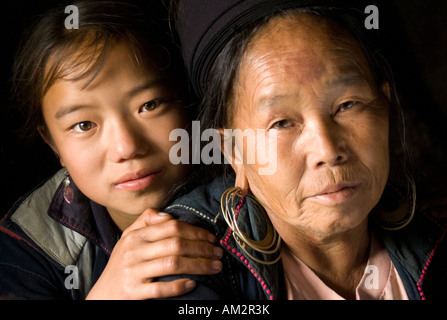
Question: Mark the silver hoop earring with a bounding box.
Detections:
[373,182,416,231]
[220,187,281,264]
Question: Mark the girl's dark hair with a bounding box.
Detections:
[196,6,415,217]
[12,0,189,141]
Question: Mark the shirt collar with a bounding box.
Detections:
[281,233,409,300]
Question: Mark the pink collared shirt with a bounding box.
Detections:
[282,234,409,300]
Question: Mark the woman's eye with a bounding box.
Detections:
[140,99,163,112]
[338,101,357,111]
[72,121,96,133]
[272,119,292,129]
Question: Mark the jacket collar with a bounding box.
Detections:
[376,209,446,300]
[48,175,120,256]
[168,174,287,300]
[218,193,285,300]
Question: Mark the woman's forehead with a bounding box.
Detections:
[239,13,374,89]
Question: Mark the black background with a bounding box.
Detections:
[1,0,447,216]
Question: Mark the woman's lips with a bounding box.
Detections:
[114,170,163,191]
[307,182,362,204]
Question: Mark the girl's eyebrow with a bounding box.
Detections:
[125,78,169,99]
[55,78,169,119]
[55,104,93,119]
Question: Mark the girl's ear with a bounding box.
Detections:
[38,125,64,167]
[381,81,391,102]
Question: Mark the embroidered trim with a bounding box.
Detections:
[220,197,275,300]
[165,204,219,224]
[415,207,447,300]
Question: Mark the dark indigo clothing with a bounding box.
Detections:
[162,175,447,300]
[0,170,119,299]
[1,169,446,300]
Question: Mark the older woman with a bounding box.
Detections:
[161,0,447,300]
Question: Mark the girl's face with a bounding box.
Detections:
[42,42,189,227]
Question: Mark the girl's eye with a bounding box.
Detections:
[140,99,163,112]
[272,119,292,129]
[72,121,96,133]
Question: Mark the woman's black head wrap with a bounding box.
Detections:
[176,0,358,97]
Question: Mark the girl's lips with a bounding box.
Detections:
[114,170,163,191]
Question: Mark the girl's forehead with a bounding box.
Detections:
[44,39,158,94]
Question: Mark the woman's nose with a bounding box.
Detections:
[305,118,349,169]
[108,119,148,162]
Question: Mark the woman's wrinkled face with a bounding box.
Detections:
[42,42,189,221]
[230,14,390,238]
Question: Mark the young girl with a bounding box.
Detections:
[0,0,222,299]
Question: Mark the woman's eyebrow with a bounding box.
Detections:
[256,94,289,112]
[255,73,368,112]
[326,72,366,88]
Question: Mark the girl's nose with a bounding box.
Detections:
[108,119,149,163]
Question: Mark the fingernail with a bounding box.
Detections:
[211,261,222,272]
[185,280,196,290]
[207,234,217,243]
[214,247,223,258]
[158,211,171,216]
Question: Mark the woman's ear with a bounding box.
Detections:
[38,125,64,167]
[234,169,249,197]
[217,128,249,196]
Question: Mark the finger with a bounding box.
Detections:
[122,208,173,237]
[138,279,197,299]
[129,237,224,261]
[136,256,223,279]
[136,219,217,244]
